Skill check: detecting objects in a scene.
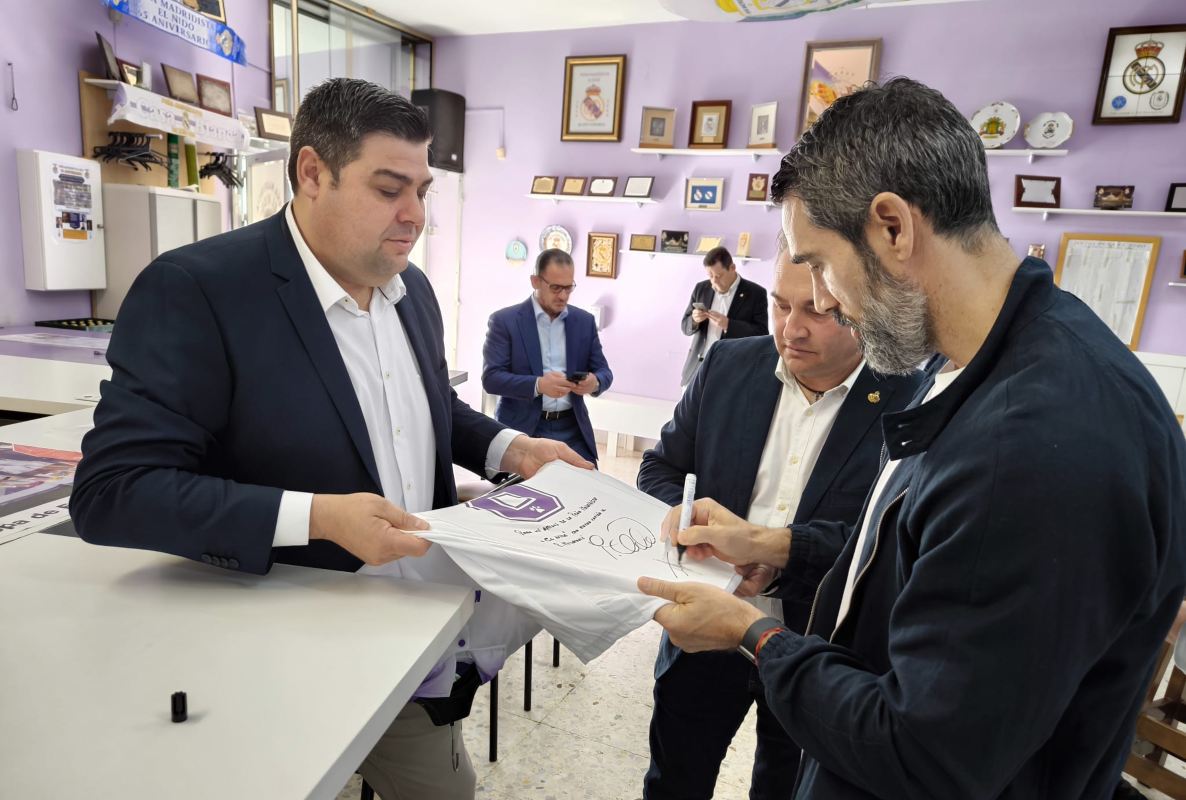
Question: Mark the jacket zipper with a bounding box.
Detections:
[822,487,908,643]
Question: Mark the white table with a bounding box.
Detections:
[0,534,474,799]
[0,353,110,415]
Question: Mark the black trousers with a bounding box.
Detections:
[643,648,801,800]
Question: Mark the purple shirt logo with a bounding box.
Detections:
[467,484,564,522]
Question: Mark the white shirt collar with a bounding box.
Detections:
[715,275,741,300]
[775,356,865,401]
[531,295,568,322]
[284,203,406,314]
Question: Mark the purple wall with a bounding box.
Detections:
[434,0,1186,405]
[0,0,271,326]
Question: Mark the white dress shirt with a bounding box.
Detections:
[745,358,863,618]
[834,364,964,629]
[704,276,741,349]
[272,205,518,546]
[532,296,571,412]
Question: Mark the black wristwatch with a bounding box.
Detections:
[738,616,785,664]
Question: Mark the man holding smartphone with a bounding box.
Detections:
[680,246,768,386]
[482,248,613,464]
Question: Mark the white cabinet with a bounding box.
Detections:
[92,185,223,320]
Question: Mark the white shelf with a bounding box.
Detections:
[739,200,777,211]
[527,194,657,208]
[620,249,761,263]
[984,148,1068,162]
[1013,207,1186,221]
[630,147,781,161]
[1169,282,1186,288]
[84,78,250,153]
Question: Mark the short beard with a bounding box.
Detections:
[835,248,935,375]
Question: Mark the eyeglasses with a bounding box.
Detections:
[543,281,576,295]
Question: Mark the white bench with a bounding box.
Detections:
[585,392,676,457]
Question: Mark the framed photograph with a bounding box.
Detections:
[622,176,655,199]
[588,177,618,197]
[661,230,689,254]
[182,0,227,23]
[639,107,676,148]
[560,177,588,196]
[247,159,288,224]
[531,176,558,195]
[116,59,141,88]
[196,74,232,116]
[799,39,882,135]
[1094,185,1135,210]
[1027,243,1047,260]
[748,101,778,148]
[629,234,657,252]
[1055,233,1160,349]
[1093,25,1186,125]
[161,63,198,104]
[255,107,293,141]
[685,177,725,212]
[736,231,752,258]
[96,32,120,81]
[689,100,731,148]
[1166,183,1186,212]
[1014,175,1062,209]
[695,236,723,254]
[1181,250,1186,280]
[746,173,770,202]
[562,54,627,142]
[587,232,619,279]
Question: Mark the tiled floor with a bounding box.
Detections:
[334,445,1179,800]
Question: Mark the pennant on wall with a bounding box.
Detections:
[101,0,247,65]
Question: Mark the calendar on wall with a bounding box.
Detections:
[1054,233,1161,350]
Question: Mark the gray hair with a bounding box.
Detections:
[771,77,998,253]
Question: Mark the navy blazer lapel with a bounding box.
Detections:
[517,299,544,376]
[266,213,382,491]
[795,366,891,522]
[394,296,452,473]
[732,349,782,509]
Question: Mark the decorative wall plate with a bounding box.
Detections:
[970,101,1021,148]
[1023,111,1073,149]
[539,225,573,254]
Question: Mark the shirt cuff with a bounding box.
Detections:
[273,490,312,547]
[486,428,522,476]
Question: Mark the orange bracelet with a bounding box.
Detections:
[754,626,786,664]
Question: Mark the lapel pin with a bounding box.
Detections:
[867,391,881,404]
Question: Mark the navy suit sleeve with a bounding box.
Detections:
[481,312,538,400]
[449,388,507,475]
[776,519,852,604]
[587,320,612,397]
[724,285,768,339]
[70,259,281,575]
[637,342,717,506]
[681,288,704,337]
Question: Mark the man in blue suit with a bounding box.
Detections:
[638,243,922,800]
[482,249,613,465]
[70,78,588,800]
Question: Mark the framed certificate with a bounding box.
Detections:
[561,55,626,142]
[1054,233,1160,349]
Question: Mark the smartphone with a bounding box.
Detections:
[692,302,707,310]
[566,371,589,383]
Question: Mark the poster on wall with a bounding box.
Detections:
[561,55,626,142]
[1054,233,1160,350]
[1093,24,1186,124]
[798,39,882,135]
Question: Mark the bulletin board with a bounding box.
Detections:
[1054,232,1160,350]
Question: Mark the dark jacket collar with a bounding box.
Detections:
[882,258,1055,460]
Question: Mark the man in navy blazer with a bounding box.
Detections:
[680,247,769,386]
[638,246,922,800]
[482,249,613,464]
[70,78,586,800]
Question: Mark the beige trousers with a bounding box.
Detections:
[357,702,476,800]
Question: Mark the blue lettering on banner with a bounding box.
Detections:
[102,0,247,66]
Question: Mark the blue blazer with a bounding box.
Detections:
[70,209,504,576]
[637,336,923,678]
[481,299,612,460]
